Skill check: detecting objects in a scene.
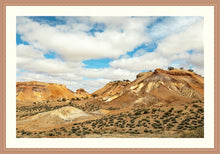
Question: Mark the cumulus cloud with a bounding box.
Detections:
[78,78,111,93]
[76,68,137,81]
[110,52,169,71]
[17,16,150,61]
[156,20,203,57]
[16,16,204,92]
[16,45,82,74]
[110,18,204,74]
[148,16,203,40]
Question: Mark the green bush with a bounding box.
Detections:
[197,108,204,113]
[188,69,194,72]
[168,67,174,71]
[92,94,98,98]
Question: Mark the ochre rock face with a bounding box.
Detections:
[92,80,131,99]
[99,69,204,109]
[127,68,204,99]
[16,81,90,104]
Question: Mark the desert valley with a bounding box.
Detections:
[16,68,204,138]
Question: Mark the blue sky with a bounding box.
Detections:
[16,16,204,92]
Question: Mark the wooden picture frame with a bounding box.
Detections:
[0,0,219,153]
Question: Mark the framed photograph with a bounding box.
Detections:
[0,0,219,153]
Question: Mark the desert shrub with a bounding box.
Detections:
[48,133,54,136]
[188,69,194,72]
[135,111,141,115]
[177,110,183,113]
[144,129,149,133]
[168,67,174,71]
[151,108,157,114]
[75,133,81,136]
[123,79,130,82]
[168,107,174,112]
[21,130,26,135]
[143,110,149,114]
[193,104,200,108]
[71,128,78,133]
[177,125,183,130]
[56,132,61,135]
[92,94,98,98]
[167,123,174,128]
[197,108,204,113]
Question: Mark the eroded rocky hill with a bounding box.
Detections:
[99,68,204,109]
[16,81,90,105]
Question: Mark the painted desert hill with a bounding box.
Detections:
[16,81,90,104]
[98,68,204,109]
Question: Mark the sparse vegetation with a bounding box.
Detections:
[188,69,194,72]
[17,105,204,138]
[92,94,98,98]
[168,67,174,71]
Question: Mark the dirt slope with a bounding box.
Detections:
[16,106,92,131]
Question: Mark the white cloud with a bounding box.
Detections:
[133,49,146,57]
[78,78,111,93]
[110,18,204,74]
[156,20,203,57]
[16,16,204,92]
[110,52,169,71]
[187,51,204,67]
[16,44,44,59]
[76,68,137,81]
[16,44,139,92]
[17,17,151,61]
[148,16,203,40]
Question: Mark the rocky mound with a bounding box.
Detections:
[16,81,90,104]
[101,69,204,109]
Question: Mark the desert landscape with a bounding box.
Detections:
[16,16,204,138]
[16,68,204,138]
